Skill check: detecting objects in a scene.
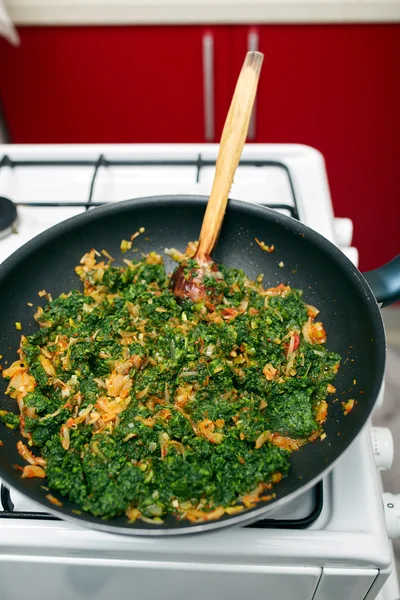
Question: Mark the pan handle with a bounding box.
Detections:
[363,255,400,307]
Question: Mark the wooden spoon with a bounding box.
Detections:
[171,50,264,304]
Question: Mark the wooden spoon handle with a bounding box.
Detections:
[196,51,264,261]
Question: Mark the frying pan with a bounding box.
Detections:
[0,195,399,536]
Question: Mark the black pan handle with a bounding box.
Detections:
[363,255,400,308]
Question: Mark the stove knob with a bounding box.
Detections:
[333,218,353,247]
[382,493,400,539]
[371,427,394,470]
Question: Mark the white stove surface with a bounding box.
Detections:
[0,143,340,260]
[0,144,395,600]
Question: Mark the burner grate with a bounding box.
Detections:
[0,153,300,218]
[0,482,323,529]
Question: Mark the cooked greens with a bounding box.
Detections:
[2,245,340,524]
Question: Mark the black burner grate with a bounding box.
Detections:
[0,482,323,529]
[0,153,300,218]
[0,152,320,528]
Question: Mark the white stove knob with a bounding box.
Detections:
[371,427,394,470]
[333,218,353,246]
[382,493,400,538]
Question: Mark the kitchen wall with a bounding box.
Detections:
[0,21,399,272]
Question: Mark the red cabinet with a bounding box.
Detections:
[0,26,231,143]
[0,24,399,270]
[230,25,400,271]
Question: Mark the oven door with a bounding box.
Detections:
[0,557,321,600]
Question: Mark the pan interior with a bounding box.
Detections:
[0,196,385,534]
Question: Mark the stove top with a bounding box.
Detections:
[0,143,395,600]
[0,479,323,529]
[0,143,322,530]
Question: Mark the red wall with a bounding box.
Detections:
[0,25,399,272]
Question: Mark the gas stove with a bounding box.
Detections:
[0,143,398,600]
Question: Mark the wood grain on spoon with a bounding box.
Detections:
[171,50,264,304]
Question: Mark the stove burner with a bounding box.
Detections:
[0,197,17,238]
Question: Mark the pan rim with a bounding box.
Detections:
[0,195,386,535]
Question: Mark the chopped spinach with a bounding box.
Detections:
[1,249,340,523]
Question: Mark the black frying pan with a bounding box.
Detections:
[0,196,399,536]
